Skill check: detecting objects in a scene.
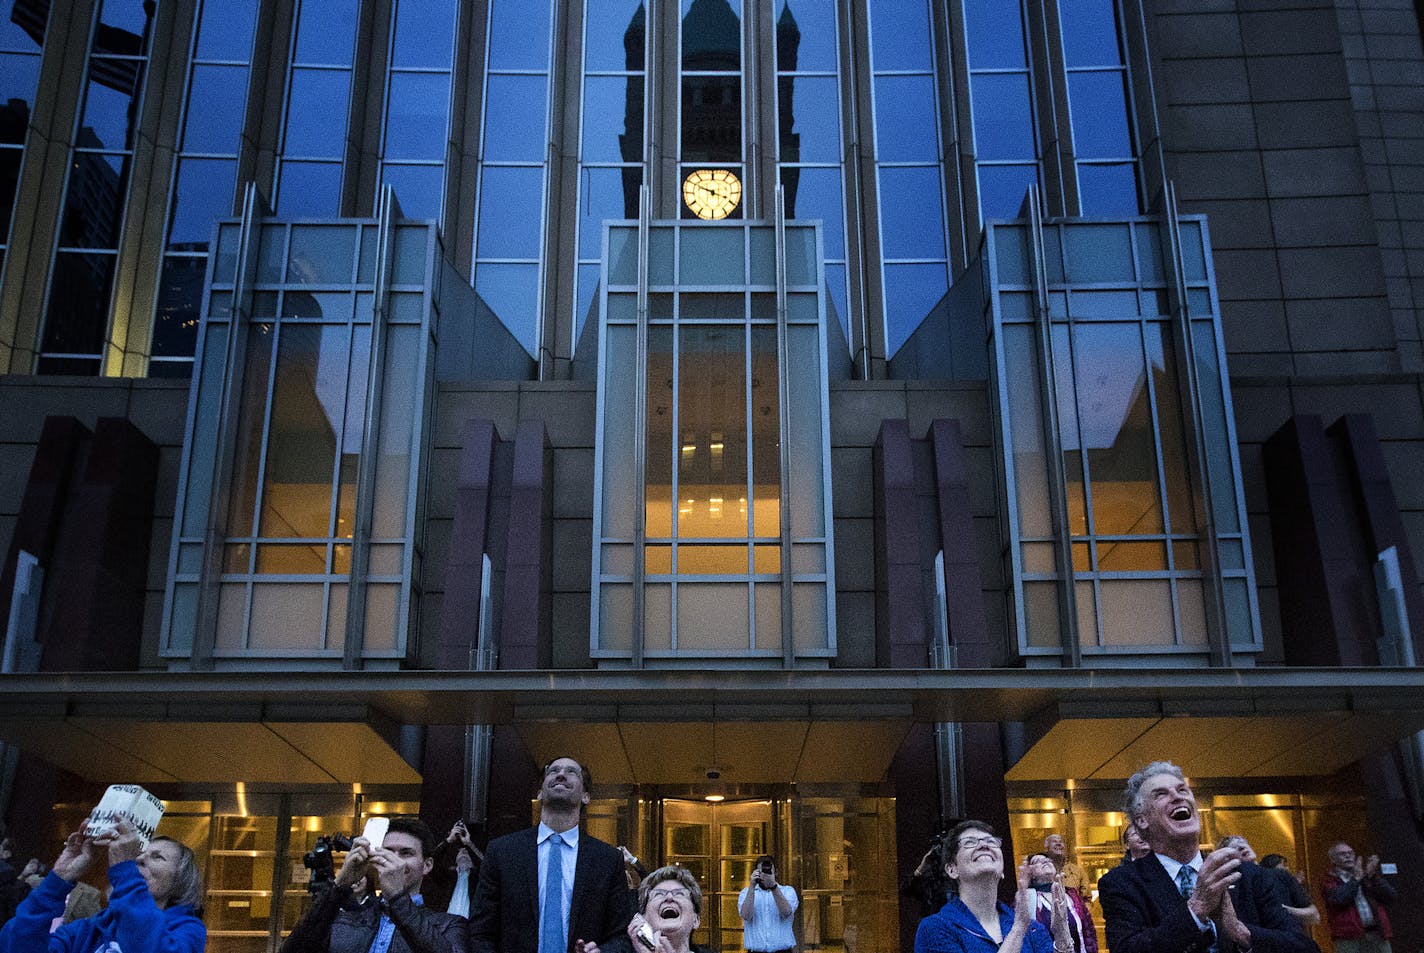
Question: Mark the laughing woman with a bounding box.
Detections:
[915,821,1068,953]
[580,865,711,953]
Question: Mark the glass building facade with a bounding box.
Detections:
[4,1,1424,952]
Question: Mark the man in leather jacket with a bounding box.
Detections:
[281,817,467,953]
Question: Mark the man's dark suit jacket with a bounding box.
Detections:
[468,827,631,953]
[1099,855,1317,953]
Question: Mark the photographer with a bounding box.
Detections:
[737,855,798,953]
[0,818,205,953]
[280,816,466,953]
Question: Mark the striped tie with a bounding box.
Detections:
[540,836,567,953]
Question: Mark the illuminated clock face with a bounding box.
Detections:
[682,168,742,220]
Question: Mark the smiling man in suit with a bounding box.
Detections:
[1098,761,1316,953]
[468,756,631,953]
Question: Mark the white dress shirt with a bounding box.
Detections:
[738,883,798,952]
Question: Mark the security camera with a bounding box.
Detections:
[705,767,722,780]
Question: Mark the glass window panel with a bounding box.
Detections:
[1078,163,1140,216]
[1145,325,1199,534]
[1070,289,1139,317]
[287,226,355,283]
[776,0,836,71]
[78,71,137,151]
[978,163,1037,220]
[785,228,815,285]
[792,582,826,651]
[971,73,1035,160]
[576,262,600,342]
[57,152,124,248]
[1060,0,1123,67]
[0,5,46,51]
[680,0,741,69]
[645,582,671,649]
[41,252,116,353]
[1096,540,1166,571]
[0,53,40,138]
[249,583,323,649]
[824,263,848,340]
[754,583,781,650]
[363,583,398,652]
[392,225,427,284]
[253,291,279,316]
[281,291,350,319]
[372,325,417,538]
[1072,323,1163,535]
[256,543,326,573]
[1217,538,1243,570]
[257,225,285,281]
[1099,579,1173,645]
[1050,325,1087,536]
[680,76,741,163]
[277,161,343,217]
[599,583,632,651]
[224,325,275,536]
[585,0,645,72]
[1023,580,1060,648]
[965,0,1027,68]
[580,165,643,257]
[258,325,346,538]
[581,76,642,164]
[1068,71,1132,159]
[1192,323,1240,533]
[608,228,637,283]
[1177,579,1207,646]
[477,166,544,260]
[181,65,249,155]
[678,325,747,540]
[1022,542,1055,574]
[1224,577,1253,646]
[677,583,749,651]
[381,164,444,220]
[489,0,551,70]
[787,325,824,535]
[777,77,839,163]
[195,0,258,61]
[868,0,931,71]
[1075,580,1096,646]
[1180,222,1206,281]
[645,544,672,574]
[294,0,359,64]
[181,323,229,534]
[750,326,781,538]
[474,262,539,354]
[994,224,1029,282]
[482,74,549,163]
[679,545,748,574]
[680,228,744,284]
[757,545,784,574]
[873,75,938,162]
[384,73,450,161]
[98,0,153,41]
[1004,325,1050,535]
[601,544,633,574]
[390,0,456,69]
[283,68,350,156]
[167,157,237,249]
[335,326,370,539]
[1134,224,1164,283]
[153,256,206,357]
[215,582,247,649]
[781,167,843,259]
[645,325,674,538]
[877,166,945,259]
[882,262,947,357]
[1063,223,1134,282]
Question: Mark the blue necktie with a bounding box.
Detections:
[540,837,567,953]
[1177,865,1196,900]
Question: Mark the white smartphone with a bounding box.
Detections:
[362,817,390,849]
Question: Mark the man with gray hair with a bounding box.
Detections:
[1097,761,1315,953]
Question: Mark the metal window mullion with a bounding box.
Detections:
[744,292,755,648]
[631,186,651,666]
[1026,192,1081,665]
[774,187,794,667]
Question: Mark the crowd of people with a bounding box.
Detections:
[0,755,1397,953]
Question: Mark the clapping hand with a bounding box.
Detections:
[1013,857,1034,932]
[1189,847,1242,921]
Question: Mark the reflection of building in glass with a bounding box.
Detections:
[3,3,1424,952]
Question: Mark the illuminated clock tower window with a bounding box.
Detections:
[680,0,744,219]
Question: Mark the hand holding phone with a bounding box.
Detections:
[362,817,390,849]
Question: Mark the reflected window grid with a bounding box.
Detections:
[0,33,45,262]
[678,0,745,217]
[775,5,849,343]
[867,0,951,359]
[965,0,1040,221]
[471,0,556,359]
[1058,0,1141,215]
[572,0,647,346]
[274,0,359,216]
[377,0,459,225]
[38,0,154,371]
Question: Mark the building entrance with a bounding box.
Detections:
[662,798,773,953]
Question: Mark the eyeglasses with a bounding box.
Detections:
[649,888,692,901]
[959,836,1003,850]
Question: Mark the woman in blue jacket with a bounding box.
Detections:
[0,817,205,953]
[915,820,1072,953]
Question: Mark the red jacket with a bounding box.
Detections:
[1321,871,1395,940]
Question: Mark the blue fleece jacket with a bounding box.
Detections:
[0,862,205,953]
[916,894,1056,953]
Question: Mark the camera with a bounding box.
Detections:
[303,833,354,892]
